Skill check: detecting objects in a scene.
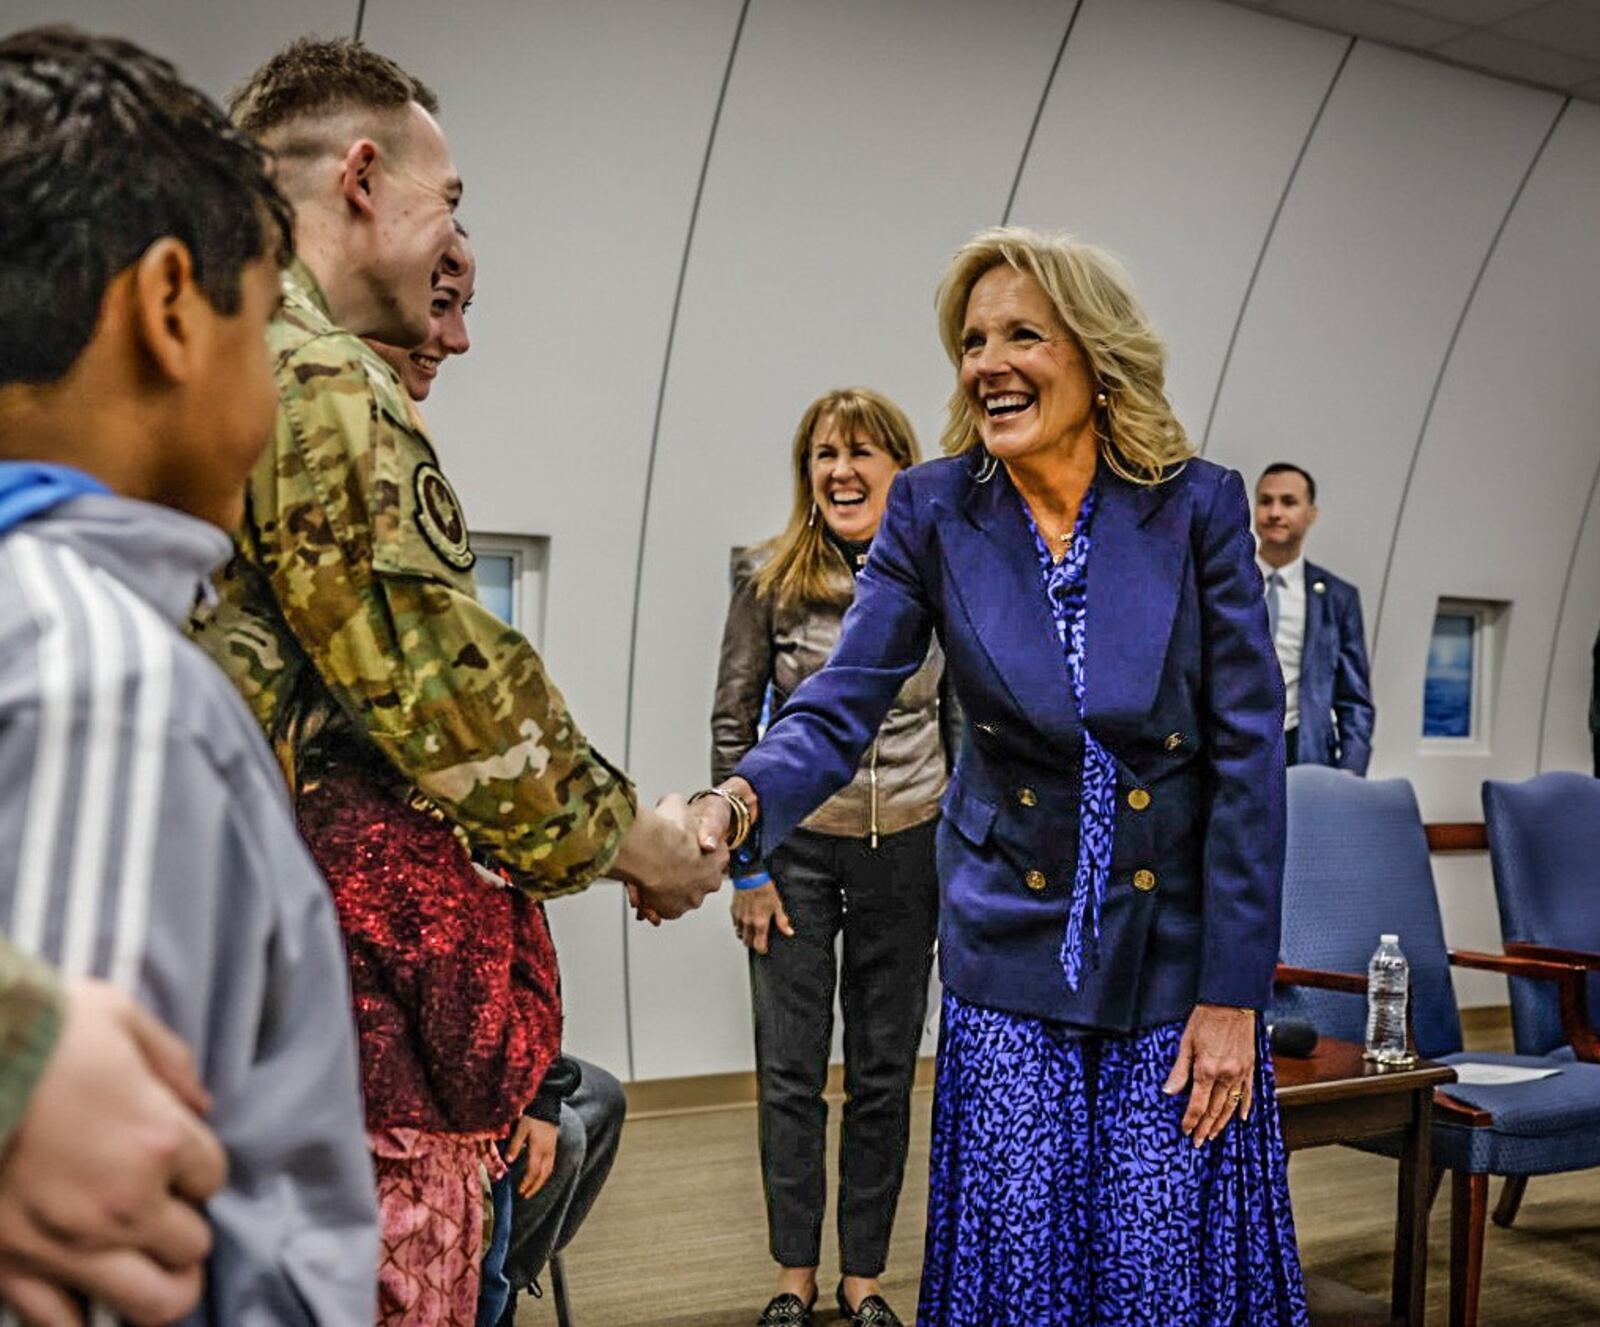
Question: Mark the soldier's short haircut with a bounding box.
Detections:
[0,26,294,388]
[1259,462,1317,505]
[230,37,438,142]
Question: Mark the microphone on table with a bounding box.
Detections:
[1267,1019,1319,1059]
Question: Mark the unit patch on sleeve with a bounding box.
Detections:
[414,462,476,571]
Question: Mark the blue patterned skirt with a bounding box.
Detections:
[920,992,1310,1327]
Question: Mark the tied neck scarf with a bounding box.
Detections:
[0,463,110,535]
[1024,483,1117,991]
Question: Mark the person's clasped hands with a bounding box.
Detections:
[618,792,729,926]
[0,979,227,1327]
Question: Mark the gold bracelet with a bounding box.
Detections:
[689,787,752,850]
[721,789,751,850]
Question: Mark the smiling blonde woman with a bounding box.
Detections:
[697,231,1308,1326]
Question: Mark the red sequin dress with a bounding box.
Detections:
[296,759,562,1325]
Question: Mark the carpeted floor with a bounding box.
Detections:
[517,1032,1599,1326]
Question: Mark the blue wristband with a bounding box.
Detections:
[733,870,772,892]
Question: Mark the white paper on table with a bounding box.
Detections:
[1449,1063,1560,1087]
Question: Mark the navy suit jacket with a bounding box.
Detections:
[736,453,1286,1030]
[1294,562,1374,776]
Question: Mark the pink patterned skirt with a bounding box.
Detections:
[371,1128,507,1326]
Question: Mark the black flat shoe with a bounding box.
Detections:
[756,1291,815,1325]
[836,1283,904,1327]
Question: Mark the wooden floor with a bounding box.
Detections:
[517,1035,1600,1326]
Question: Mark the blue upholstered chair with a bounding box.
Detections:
[1273,765,1600,1327]
[1482,771,1600,1229]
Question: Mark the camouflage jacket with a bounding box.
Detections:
[194,261,636,897]
[0,941,61,1154]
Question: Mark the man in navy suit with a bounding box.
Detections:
[1254,464,1374,774]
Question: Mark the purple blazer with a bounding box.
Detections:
[735,452,1286,1030]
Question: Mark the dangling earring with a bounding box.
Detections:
[1095,390,1109,408]
[974,450,998,485]
[807,503,818,528]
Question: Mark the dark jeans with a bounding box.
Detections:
[1285,725,1300,766]
[750,819,939,1277]
[478,1057,627,1327]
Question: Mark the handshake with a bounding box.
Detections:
[605,780,755,924]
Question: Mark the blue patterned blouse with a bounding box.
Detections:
[1021,482,1117,992]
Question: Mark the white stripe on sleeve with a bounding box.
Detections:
[8,535,77,955]
[98,569,173,992]
[51,546,127,981]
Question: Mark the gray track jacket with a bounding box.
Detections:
[0,495,376,1325]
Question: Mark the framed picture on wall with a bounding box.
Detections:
[1421,598,1506,751]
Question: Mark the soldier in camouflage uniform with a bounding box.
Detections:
[200,38,722,1324]
[203,39,720,915]
[201,245,646,895]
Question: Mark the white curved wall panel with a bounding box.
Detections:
[0,0,354,99]
[1206,43,1559,657]
[1375,102,1600,819]
[362,0,746,1072]
[626,0,1066,1080]
[1006,0,1347,437]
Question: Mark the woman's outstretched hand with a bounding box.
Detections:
[1162,1003,1257,1146]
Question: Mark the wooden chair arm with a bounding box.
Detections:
[1434,1089,1493,1127]
[1448,949,1600,1063]
[1504,941,1600,971]
[1274,962,1366,996]
[1450,948,1581,980]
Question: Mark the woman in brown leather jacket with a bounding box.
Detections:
[712,388,954,1327]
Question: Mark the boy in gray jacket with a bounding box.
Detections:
[0,27,376,1325]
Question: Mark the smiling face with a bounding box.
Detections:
[808,415,901,542]
[366,246,474,401]
[958,263,1098,466]
[365,103,463,347]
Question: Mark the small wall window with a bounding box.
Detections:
[471,534,549,649]
[1421,598,1506,751]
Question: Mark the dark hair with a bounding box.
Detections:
[0,26,293,387]
[230,37,438,140]
[1259,462,1317,505]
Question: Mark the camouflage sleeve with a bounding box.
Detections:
[0,941,63,1154]
[251,339,637,897]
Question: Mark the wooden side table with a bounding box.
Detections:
[1274,1035,1457,1326]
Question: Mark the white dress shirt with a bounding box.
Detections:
[1258,554,1305,732]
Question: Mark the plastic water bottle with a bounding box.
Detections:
[1364,934,1412,1065]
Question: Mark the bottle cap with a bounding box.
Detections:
[1381,933,1399,944]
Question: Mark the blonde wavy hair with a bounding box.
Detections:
[755,388,922,615]
[935,226,1193,486]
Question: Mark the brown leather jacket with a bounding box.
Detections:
[711,546,952,841]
